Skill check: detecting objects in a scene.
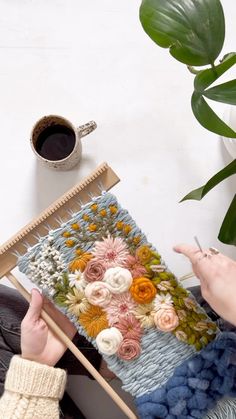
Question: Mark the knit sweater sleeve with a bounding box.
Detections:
[0,355,67,419]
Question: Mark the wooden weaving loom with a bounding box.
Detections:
[0,162,137,419]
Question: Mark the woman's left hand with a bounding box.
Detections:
[21,289,77,366]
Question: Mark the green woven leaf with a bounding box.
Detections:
[139,0,225,66]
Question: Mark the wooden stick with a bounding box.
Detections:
[6,272,137,419]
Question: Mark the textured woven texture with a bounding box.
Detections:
[18,192,236,418]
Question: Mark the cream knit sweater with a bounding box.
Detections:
[0,355,67,419]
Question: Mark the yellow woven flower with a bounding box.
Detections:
[136,245,153,264]
[79,305,109,338]
[91,204,98,212]
[71,223,80,230]
[116,221,124,230]
[62,231,71,238]
[100,209,107,217]
[133,236,141,245]
[109,205,118,214]
[89,223,97,232]
[65,239,75,247]
[83,214,90,221]
[69,253,93,272]
[123,224,132,235]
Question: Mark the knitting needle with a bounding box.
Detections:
[6,271,137,419]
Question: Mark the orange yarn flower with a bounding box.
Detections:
[83,214,90,221]
[136,245,153,264]
[130,277,157,304]
[133,236,141,245]
[71,223,80,230]
[109,205,118,214]
[91,204,98,212]
[123,224,132,235]
[116,221,124,230]
[69,252,93,272]
[65,239,75,247]
[62,231,71,238]
[100,209,107,217]
[79,305,108,338]
[89,223,97,232]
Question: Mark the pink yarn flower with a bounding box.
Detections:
[92,235,129,269]
[115,314,142,341]
[84,259,106,282]
[105,292,137,325]
[153,304,179,332]
[117,338,141,360]
[123,255,147,278]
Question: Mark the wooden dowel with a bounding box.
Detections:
[6,272,137,419]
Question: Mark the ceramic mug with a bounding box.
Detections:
[30,115,97,170]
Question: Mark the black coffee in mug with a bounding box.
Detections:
[35,124,76,161]
[31,115,97,170]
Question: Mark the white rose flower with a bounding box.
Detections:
[103,267,132,294]
[96,327,123,355]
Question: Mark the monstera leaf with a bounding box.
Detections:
[139,0,225,66]
[181,159,236,244]
[192,53,236,137]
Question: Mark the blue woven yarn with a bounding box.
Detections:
[136,332,236,419]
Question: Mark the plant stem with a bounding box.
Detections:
[210,61,217,76]
[187,65,201,75]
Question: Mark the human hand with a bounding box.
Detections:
[174,244,236,326]
[21,289,77,366]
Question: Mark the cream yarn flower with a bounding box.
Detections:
[103,267,133,294]
[96,327,123,355]
[85,281,112,307]
[154,293,173,310]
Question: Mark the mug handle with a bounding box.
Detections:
[78,120,97,138]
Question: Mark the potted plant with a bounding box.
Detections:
[139,0,236,245]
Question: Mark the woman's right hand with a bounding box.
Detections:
[174,244,236,326]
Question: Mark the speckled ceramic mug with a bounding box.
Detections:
[30,115,97,170]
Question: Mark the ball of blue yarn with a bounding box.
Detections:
[136,332,236,419]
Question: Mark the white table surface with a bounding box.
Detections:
[0,1,236,417]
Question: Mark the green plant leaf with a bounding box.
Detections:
[218,194,236,245]
[191,92,236,137]
[194,52,236,91]
[139,0,225,66]
[191,53,236,136]
[181,159,236,201]
[204,80,236,105]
